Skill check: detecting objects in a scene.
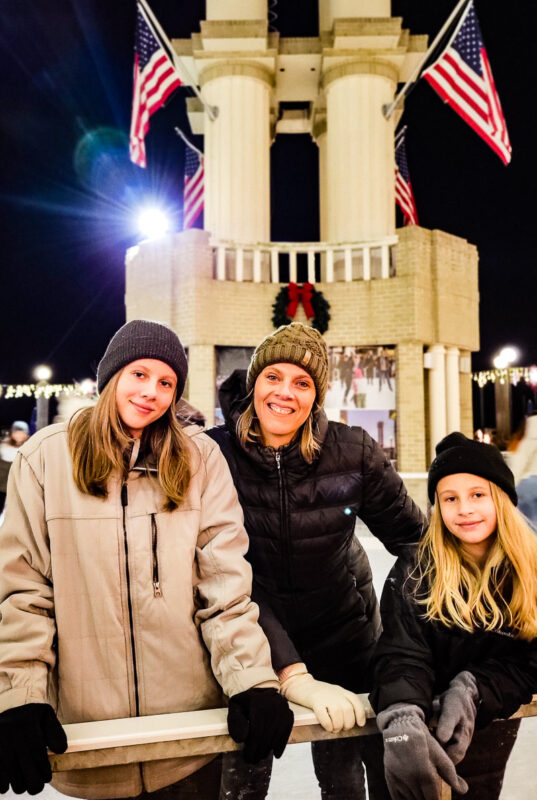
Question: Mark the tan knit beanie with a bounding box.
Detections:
[246,322,329,406]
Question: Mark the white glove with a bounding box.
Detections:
[280,672,366,732]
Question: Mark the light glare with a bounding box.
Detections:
[493,346,518,369]
[34,365,52,382]
[137,208,170,239]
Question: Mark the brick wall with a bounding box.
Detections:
[125,226,479,459]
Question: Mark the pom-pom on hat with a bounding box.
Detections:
[97,319,188,399]
[428,431,517,506]
[246,322,329,406]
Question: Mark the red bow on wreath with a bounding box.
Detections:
[286,282,314,319]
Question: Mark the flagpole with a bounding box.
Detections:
[174,126,203,159]
[138,0,218,122]
[383,0,472,120]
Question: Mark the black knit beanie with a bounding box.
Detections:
[97,319,188,399]
[428,431,517,506]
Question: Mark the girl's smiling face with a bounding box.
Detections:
[115,359,177,438]
[253,362,316,449]
[437,473,497,562]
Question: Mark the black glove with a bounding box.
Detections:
[227,687,294,764]
[435,671,479,764]
[0,703,67,795]
[376,703,469,800]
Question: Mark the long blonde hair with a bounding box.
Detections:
[415,483,537,640]
[68,372,192,511]
[236,392,321,463]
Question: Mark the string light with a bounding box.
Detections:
[0,382,97,400]
[472,366,537,389]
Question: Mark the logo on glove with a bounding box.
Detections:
[384,734,410,743]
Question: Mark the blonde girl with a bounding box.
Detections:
[371,431,537,800]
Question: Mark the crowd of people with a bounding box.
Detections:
[326,347,396,408]
[0,319,535,800]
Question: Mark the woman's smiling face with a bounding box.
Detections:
[253,362,316,449]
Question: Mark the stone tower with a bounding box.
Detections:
[125,0,479,509]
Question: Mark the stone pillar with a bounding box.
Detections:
[323,61,397,241]
[494,378,512,448]
[200,64,273,244]
[186,345,216,426]
[445,346,461,434]
[428,344,447,460]
[459,349,474,437]
[312,115,328,243]
[319,0,391,33]
[206,0,266,20]
[396,341,426,473]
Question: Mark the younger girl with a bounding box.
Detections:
[371,431,537,800]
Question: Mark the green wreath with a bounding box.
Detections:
[271,284,331,334]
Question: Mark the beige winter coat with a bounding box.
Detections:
[0,423,278,798]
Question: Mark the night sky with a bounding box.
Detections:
[1,0,536,427]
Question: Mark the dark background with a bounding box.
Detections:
[1,0,535,427]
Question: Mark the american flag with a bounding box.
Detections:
[129,3,183,168]
[183,146,204,229]
[395,127,418,226]
[422,1,511,165]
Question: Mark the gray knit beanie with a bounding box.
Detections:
[246,322,329,406]
[428,431,517,506]
[97,319,188,398]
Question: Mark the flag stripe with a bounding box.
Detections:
[422,1,511,165]
[394,126,418,225]
[129,3,183,168]
[183,146,204,229]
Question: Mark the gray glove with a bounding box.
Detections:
[435,671,479,764]
[376,703,469,800]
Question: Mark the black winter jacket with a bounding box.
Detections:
[369,554,537,727]
[207,370,426,692]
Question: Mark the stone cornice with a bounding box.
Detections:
[322,59,398,88]
[199,62,275,87]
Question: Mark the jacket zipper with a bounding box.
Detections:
[275,451,293,591]
[121,483,140,716]
[151,513,162,597]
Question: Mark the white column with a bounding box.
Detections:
[319,0,391,33]
[428,345,447,462]
[201,64,272,244]
[445,346,461,434]
[323,62,397,242]
[313,116,328,243]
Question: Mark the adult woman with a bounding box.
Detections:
[208,322,426,800]
[0,319,292,799]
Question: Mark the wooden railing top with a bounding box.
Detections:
[50,694,537,776]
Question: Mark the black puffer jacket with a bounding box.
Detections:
[207,370,426,692]
[370,555,537,727]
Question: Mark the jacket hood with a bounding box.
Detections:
[218,369,251,425]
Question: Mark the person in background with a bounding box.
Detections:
[0,420,30,513]
[505,412,537,530]
[207,322,426,800]
[371,432,537,800]
[0,319,293,800]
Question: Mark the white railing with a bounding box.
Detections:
[50,695,537,800]
[211,236,399,283]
